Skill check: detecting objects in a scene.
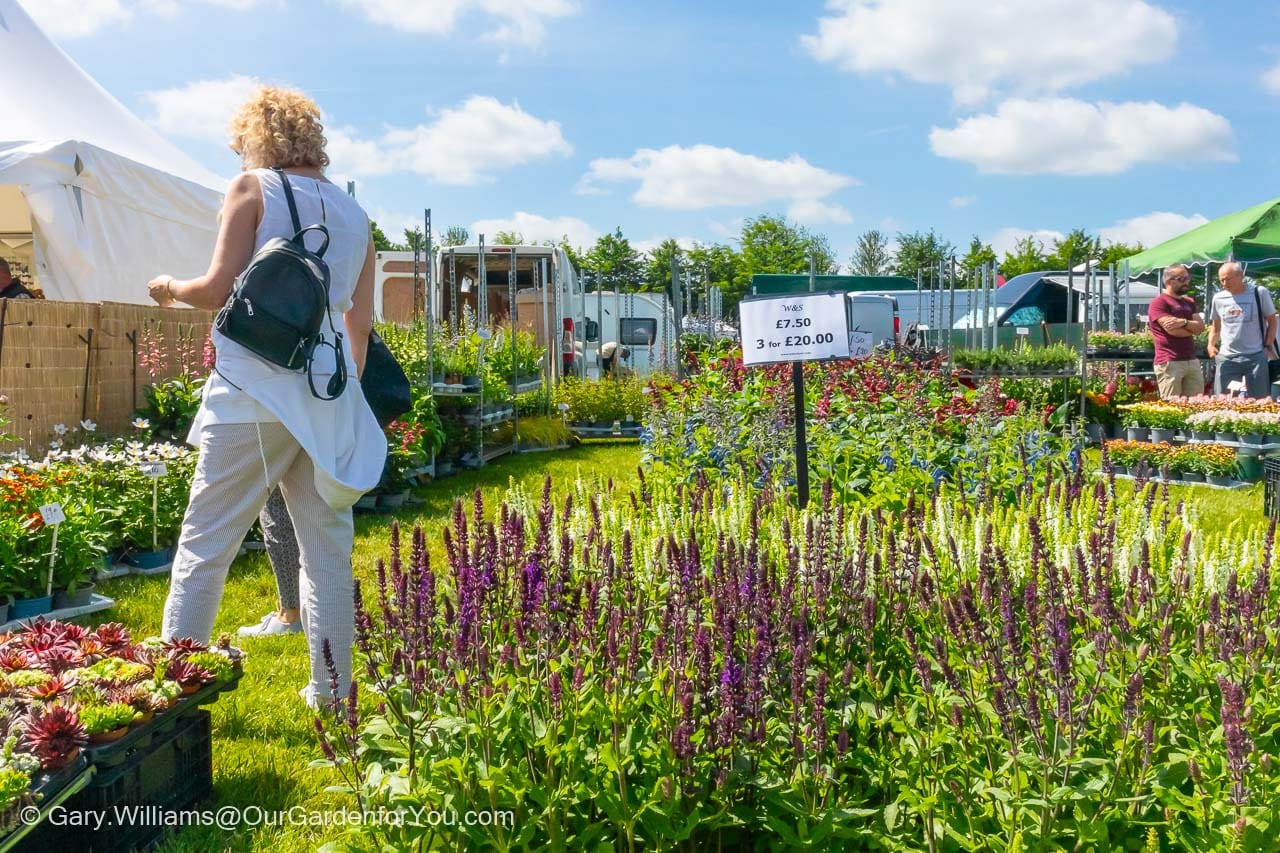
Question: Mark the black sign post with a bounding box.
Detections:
[792,361,809,508]
[739,290,851,510]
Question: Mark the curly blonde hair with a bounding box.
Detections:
[228,85,330,171]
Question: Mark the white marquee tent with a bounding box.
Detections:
[0,0,226,304]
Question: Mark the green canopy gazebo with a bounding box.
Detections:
[1123,196,1280,276]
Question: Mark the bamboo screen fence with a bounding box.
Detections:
[0,300,213,451]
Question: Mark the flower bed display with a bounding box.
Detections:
[642,349,1057,508]
[1086,330,1155,356]
[951,343,1080,374]
[314,462,1280,850]
[0,618,242,843]
[1103,439,1245,484]
[553,376,647,428]
[0,434,196,607]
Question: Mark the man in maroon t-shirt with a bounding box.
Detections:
[1148,264,1206,398]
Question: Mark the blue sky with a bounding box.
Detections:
[20,0,1280,265]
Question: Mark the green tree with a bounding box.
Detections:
[1000,235,1048,278]
[893,230,955,281]
[441,226,470,247]
[398,227,424,253]
[960,236,997,281]
[729,215,837,315]
[684,242,741,317]
[583,227,643,292]
[850,229,892,275]
[642,239,685,294]
[492,230,523,245]
[370,220,395,251]
[1046,228,1100,270]
[1099,241,1144,269]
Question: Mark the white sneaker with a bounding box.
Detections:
[237,613,303,636]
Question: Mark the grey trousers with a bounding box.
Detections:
[161,422,354,704]
[1215,352,1270,398]
[260,487,300,611]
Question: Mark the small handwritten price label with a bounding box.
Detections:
[140,461,168,478]
[39,503,66,526]
[847,330,875,360]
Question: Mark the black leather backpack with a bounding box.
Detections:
[214,168,346,400]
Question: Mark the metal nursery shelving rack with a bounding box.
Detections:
[426,227,545,469]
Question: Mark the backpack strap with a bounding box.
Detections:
[271,168,304,237]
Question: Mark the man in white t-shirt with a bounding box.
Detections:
[1207,262,1277,398]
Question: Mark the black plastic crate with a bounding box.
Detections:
[19,709,213,852]
[1266,457,1280,520]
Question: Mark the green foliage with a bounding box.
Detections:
[960,235,998,278]
[186,651,236,683]
[492,229,523,245]
[138,375,204,441]
[893,229,956,280]
[0,767,29,813]
[553,377,647,424]
[583,227,643,292]
[441,225,470,247]
[951,343,1080,373]
[516,415,573,449]
[732,215,837,317]
[369,220,394,252]
[1001,235,1049,278]
[850,228,892,275]
[78,702,137,735]
[641,238,684,294]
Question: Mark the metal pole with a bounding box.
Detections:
[916,264,922,333]
[449,248,458,336]
[540,258,551,406]
[412,229,420,324]
[510,246,518,452]
[809,253,816,291]
[1108,263,1117,331]
[1123,260,1131,332]
[792,361,809,509]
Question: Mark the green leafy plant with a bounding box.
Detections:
[185,651,235,684]
[78,702,137,736]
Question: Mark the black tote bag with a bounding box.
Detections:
[362,331,411,427]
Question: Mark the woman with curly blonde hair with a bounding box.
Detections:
[148,85,386,708]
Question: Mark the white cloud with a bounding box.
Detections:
[788,199,853,226]
[337,0,576,46]
[991,227,1065,257]
[22,0,129,37]
[368,207,422,240]
[144,85,572,185]
[384,96,572,184]
[469,212,597,248]
[21,0,267,38]
[991,211,1207,258]
[141,74,261,142]
[930,98,1234,175]
[950,195,976,209]
[1098,211,1208,247]
[1264,60,1280,95]
[802,0,1178,104]
[581,144,854,214]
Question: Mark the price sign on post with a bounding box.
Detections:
[39,503,65,599]
[740,292,851,366]
[139,461,166,550]
[740,292,854,509]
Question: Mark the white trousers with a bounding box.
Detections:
[161,422,354,705]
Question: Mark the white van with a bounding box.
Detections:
[847,294,900,350]
[580,290,679,378]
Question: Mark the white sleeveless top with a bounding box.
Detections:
[189,169,387,509]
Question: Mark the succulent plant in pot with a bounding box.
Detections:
[21,704,87,770]
[79,702,137,744]
[165,659,213,696]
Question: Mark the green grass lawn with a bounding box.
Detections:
[87,440,642,853]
